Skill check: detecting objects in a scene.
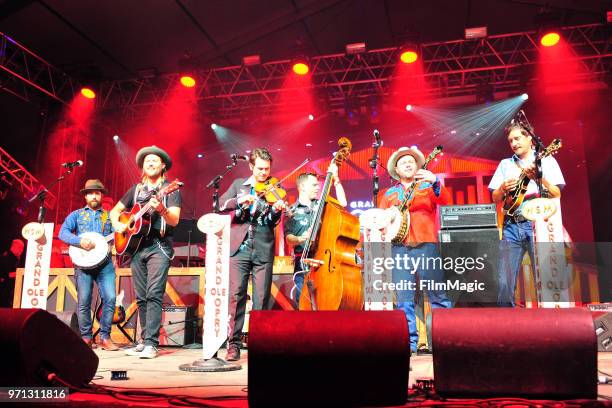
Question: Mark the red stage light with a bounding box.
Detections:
[293,62,309,75]
[80,88,96,99]
[400,51,418,64]
[180,75,196,87]
[540,32,560,47]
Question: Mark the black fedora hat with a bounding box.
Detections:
[135,145,172,170]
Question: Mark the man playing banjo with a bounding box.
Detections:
[378,146,452,354]
[59,179,118,351]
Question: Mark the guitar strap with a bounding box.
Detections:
[133,182,167,238]
[101,210,109,234]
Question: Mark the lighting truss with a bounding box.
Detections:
[98,24,610,119]
[0,32,79,104]
[0,146,56,209]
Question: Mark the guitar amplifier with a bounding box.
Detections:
[588,303,612,352]
[158,306,195,346]
[439,204,498,229]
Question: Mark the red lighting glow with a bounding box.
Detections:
[80,88,96,99]
[292,62,309,75]
[180,75,196,87]
[540,32,560,47]
[400,51,418,64]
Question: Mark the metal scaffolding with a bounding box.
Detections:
[98,23,611,119]
[0,32,78,104]
[0,146,56,209]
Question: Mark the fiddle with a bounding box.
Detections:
[254,177,287,205]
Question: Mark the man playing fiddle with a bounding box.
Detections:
[218,148,286,361]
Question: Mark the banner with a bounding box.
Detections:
[197,214,231,360]
[524,198,572,307]
[20,223,54,309]
[360,209,393,311]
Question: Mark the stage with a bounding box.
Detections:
[60,346,612,406]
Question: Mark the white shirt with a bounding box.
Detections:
[488,149,565,198]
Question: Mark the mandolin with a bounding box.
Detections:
[504,139,562,216]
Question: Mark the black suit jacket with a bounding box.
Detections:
[218,178,282,261]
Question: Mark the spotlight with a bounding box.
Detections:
[305,143,312,147]
[540,32,560,47]
[521,93,529,101]
[180,75,196,88]
[450,130,457,134]
[113,135,119,142]
[400,50,418,64]
[197,153,204,158]
[308,114,314,121]
[292,62,309,75]
[80,88,96,99]
[211,123,218,130]
[405,104,412,112]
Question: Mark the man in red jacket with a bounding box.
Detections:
[379,146,452,353]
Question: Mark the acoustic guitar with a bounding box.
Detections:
[114,179,183,255]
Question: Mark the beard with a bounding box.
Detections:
[87,200,100,209]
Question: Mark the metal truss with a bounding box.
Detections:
[0,146,56,209]
[97,23,609,119]
[0,32,78,104]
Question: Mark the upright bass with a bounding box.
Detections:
[299,138,362,310]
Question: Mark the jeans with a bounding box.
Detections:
[130,238,172,347]
[497,220,535,307]
[392,243,452,352]
[75,260,116,340]
[227,247,273,347]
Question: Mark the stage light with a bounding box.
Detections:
[113,135,119,142]
[242,55,261,66]
[345,42,366,55]
[308,114,314,121]
[400,50,418,64]
[521,93,529,101]
[465,26,487,40]
[180,75,196,88]
[293,62,309,75]
[211,123,218,130]
[80,88,96,99]
[305,143,312,147]
[540,32,560,47]
[197,153,204,158]
[405,104,412,111]
[450,130,457,134]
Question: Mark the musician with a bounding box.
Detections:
[488,123,565,307]
[110,146,182,359]
[218,148,286,361]
[378,147,452,353]
[58,179,118,350]
[284,163,347,303]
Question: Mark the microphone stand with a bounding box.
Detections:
[519,113,546,197]
[206,158,240,213]
[28,167,79,223]
[369,137,383,205]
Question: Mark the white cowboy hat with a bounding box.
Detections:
[386,146,425,181]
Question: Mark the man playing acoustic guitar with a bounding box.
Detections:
[110,146,182,359]
[488,123,565,307]
[59,179,118,350]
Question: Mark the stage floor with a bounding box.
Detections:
[63,346,612,407]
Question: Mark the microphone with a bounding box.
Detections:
[61,160,83,168]
[373,129,383,147]
[231,154,249,161]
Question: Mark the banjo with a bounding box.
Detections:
[68,232,114,269]
[360,146,443,243]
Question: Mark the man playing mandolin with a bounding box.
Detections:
[110,146,182,358]
[378,146,452,354]
[218,148,286,361]
[59,179,118,351]
[489,123,564,307]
